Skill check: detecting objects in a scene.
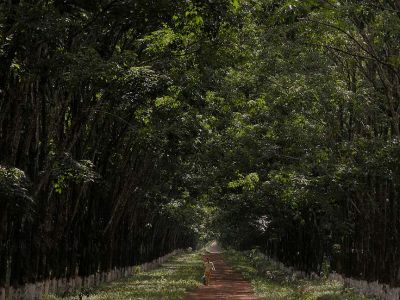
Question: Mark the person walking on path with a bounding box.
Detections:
[185,250,259,299]
[204,256,216,285]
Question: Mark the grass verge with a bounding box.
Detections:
[46,250,203,300]
[222,249,378,300]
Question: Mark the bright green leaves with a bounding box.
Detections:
[265,170,311,200]
[10,60,22,77]
[134,107,152,126]
[228,172,260,191]
[0,166,32,202]
[155,96,181,109]
[53,176,65,195]
[185,9,204,27]
[50,154,99,195]
[231,0,240,11]
[155,86,182,110]
[142,25,177,55]
[178,1,205,36]
[198,114,217,134]
[141,1,207,58]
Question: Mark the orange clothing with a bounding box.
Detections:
[204,261,215,272]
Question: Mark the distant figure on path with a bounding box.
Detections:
[204,256,216,285]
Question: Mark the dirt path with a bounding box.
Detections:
[184,243,259,300]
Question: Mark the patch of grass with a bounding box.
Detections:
[222,250,378,300]
[49,250,203,300]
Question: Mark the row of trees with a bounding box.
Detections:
[1,0,400,290]
[0,0,234,287]
[199,0,400,286]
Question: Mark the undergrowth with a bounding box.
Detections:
[45,250,203,300]
[222,249,378,300]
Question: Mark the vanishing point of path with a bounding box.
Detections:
[184,242,259,300]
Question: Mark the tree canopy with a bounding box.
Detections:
[1,0,400,288]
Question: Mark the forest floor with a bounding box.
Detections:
[46,250,203,300]
[222,249,377,300]
[184,241,259,299]
[45,244,377,300]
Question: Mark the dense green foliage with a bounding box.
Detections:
[201,0,400,286]
[0,0,233,287]
[1,0,400,290]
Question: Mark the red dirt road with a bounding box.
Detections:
[184,244,259,300]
